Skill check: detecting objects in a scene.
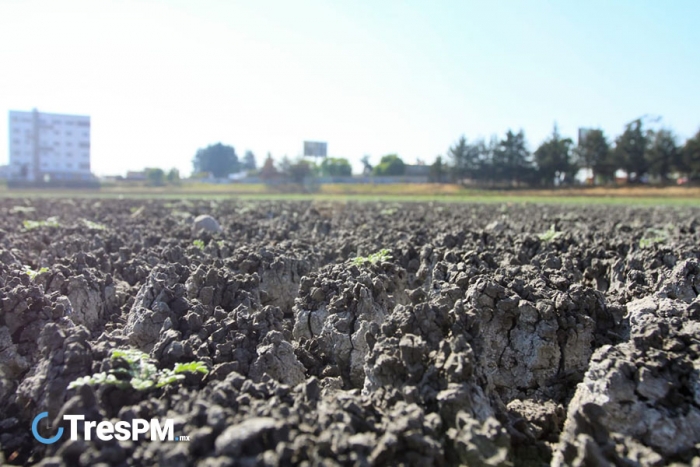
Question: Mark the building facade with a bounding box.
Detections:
[8,109,91,181]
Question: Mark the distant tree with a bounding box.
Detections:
[614,119,648,182]
[192,143,239,178]
[681,130,700,180]
[361,155,373,175]
[259,153,278,181]
[320,157,353,177]
[574,129,614,183]
[646,129,679,182]
[243,150,257,171]
[430,156,446,183]
[287,159,314,184]
[373,154,406,176]
[475,136,498,184]
[495,130,532,184]
[166,168,180,184]
[448,136,468,175]
[534,124,574,186]
[145,168,165,186]
[279,156,292,174]
[448,135,482,181]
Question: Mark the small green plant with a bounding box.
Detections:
[11,206,36,214]
[158,362,210,387]
[130,206,145,218]
[538,225,563,243]
[351,248,392,266]
[81,219,107,230]
[193,239,205,250]
[216,240,225,249]
[639,228,668,249]
[639,237,664,249]
[23,265,49,280]
[23,217,60,230]
[68,348,209,391]
[238,204,256,215]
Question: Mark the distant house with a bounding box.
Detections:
[100,175,123,182]
[404,164,431,177]
[126,171,146,181]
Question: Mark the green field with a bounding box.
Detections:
[0,183,698,207]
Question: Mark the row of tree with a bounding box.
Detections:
[143,167,180,186]
[448,119,700,186]
[257,153,414,181]
[188,118,700,186]
[192,143,355,182]
[258,155,354,182]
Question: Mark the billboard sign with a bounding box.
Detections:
[303,141,327,158]
[578,128,592,145]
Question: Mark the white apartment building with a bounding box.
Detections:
[8,109,92,181]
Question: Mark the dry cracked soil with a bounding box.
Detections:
[0,198,699,466]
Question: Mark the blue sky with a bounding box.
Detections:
[1,0,698,176]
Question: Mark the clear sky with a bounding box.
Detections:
[1,0,698,176]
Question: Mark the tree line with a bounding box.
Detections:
[448,118,700,186]
[191,143,354,183]
[190,143,416,182]
[186,117,700,186]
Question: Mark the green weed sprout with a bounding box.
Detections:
[23,266,49,280]
[81,219,107,230]
[538,225,563,243]
[68,348,209,391]
[130,206,145,218]
[11,206,36,214]
[193,239,205,250]
[639,228,668,249]
[237,202,256,215]
[23,216,60,230]
[351,249,392,266]
[157,362,210,388]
